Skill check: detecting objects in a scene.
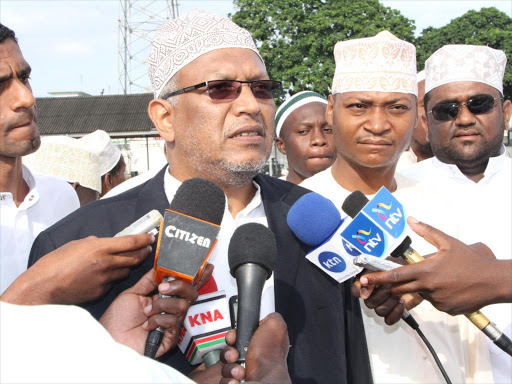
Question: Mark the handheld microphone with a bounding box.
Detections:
[114,210,163,237]
[287,192,363,283]
[343,190,512,357]
[144,178,226,359]
[228,223,277,365]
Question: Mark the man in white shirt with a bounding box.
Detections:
[301,31,492,383]
[0,23,79,294]
[28,10,371,383]
[396,44,512,383]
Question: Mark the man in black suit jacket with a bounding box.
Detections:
[29,9,372,384]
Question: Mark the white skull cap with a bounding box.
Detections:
[424,44,507,94]
[147,9,263,99]
[79,130,121,175]
[331,31,417,96]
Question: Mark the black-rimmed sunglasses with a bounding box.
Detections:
[428,94,503,121]
[161,79,282,101]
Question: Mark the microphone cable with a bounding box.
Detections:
[402,312,452,384]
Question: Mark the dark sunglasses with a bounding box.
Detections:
[161,79,282,101]
[428,94,503,121]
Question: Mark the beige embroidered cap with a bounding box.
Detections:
[424,44,507,94]
[147,9,263,99]
[23,136,102,193]
[79,130,121,176]
[331,31,417,96]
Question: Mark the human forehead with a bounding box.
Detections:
[335,91,416,105]
[428,82,502,105]
[0,38,30,78]
[282,102,327,133]
[177,48,268,85]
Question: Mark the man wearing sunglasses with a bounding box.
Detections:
[28,9,372,384]
[398,44,511,383]
[302,32,492,383]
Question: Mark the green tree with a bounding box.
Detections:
[416,7,512,99]
[230,0,416,103]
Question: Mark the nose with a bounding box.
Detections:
[310,127,328,147]
[454,103,476,127]
[11,78,35,111]
[232,83,262,116]
[365,107,391,134]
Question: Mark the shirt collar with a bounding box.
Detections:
[432,145,507,184]
[0,165,40,208]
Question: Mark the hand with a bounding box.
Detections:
[100,264,214,358]
[219,313,292,384]
[1,234,154,305]
[361,217,507,315]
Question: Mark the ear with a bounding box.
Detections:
[422,113,430,142]
[503,99,512,130]
[70,182,79,190]
[103,173,113,189]
[326,95,335,127]
[275,137,286,155]
[148,99,175,143]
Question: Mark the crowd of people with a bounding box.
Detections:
[0,7,511,384]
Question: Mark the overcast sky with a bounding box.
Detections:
[1,0,510,97]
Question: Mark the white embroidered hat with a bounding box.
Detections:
[23,136,102,193]
[331,31,417,96]
[424,44,507,94]
[147,9,263,99]
[417,70,425,83]
[79,130,121,176]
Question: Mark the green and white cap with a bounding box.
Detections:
[275,91,327,137]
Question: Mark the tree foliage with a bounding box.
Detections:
[230,0,416,103]
[416,7,512,99]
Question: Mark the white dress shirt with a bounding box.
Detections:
[399,147,511,384]
[163,168,275,319]
[0,165,79,294]
[0,302,194,383]
[396,149,418,172]
[301,167,493,384]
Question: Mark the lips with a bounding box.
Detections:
[454,129,480,137]
[228,125,265,139]
[358,138,393,145]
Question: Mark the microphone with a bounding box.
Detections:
[144,178,226,359]
[287,192,363,283]
[114,209,163,237]
[228,223,277,365]
[178,290,231,366]
[343,189,512,357]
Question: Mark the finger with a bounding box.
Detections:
[221,346,239,364]
[352,273,375,299]
[220,379,240,384]
[195,263,214,290]
[407,216,454,250]
[225,329,237,347]
[388,280,428,296]
[124,268,159,296]
[101,233,155,254]
[361,264,422,287]
[103,247,152,270]
[144,312,182,331]
[384,299,405,326]
[363,284,393,309]
[373,296,402,318]
[221,363,245,381]
[158,279,198,303]
[146,296,190,319]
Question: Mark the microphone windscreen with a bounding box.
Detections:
[287,192,341,247]
[228,223,277,278]
[171,178,225,225]
[342,190,369,218]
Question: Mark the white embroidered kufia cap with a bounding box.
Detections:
[424,45,507,94]
[331,31,417,96]
[147,9,263,99]
[79,130,121,176]
[23,136,102,193]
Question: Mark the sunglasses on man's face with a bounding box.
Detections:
[428,94,503,122]
[162,79,282,101]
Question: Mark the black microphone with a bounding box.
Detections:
[144,178,225,359]
[342,190,512,357]
[228,223,277,365]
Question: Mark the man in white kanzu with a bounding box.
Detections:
[0,23,79,294]
[397,44,511,384]
[301,31,492,383]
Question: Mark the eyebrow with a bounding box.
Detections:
[0,64,31,83]
[347,96,411,105]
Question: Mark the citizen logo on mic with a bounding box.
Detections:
[164,225,212,248]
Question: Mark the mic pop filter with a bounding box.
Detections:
[342,190,368,218]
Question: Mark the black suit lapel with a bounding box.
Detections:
[133,166,170,219]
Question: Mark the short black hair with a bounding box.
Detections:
[0,23,17,44]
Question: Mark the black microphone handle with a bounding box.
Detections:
[144,276,175,359]
[234,263,268,364]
